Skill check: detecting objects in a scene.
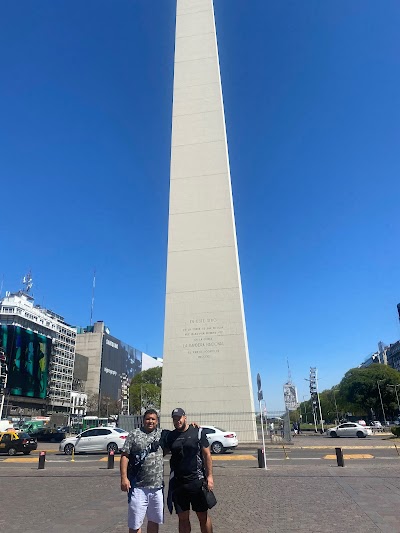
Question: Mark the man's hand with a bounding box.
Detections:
[206,475,214,491]
[150,440,160,453]
[121,477,131,492]
[190,422,199,428]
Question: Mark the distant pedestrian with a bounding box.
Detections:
[280,423,284,438]
[269,422,274,435]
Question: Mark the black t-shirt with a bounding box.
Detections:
[166,426,209,484]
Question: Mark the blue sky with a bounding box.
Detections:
[1,1,400,410]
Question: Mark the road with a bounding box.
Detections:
[1,434,399,467]
[0,434,400,532]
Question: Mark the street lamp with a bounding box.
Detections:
[332,387,340,425]
[377,380,387,426]
[387,384,400,415]
[302,395,308,424]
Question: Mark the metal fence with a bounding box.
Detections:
[159,411,258,443]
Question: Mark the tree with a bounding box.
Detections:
[86,393,99,415]
[338,365,400,420]
[129,367,162,414]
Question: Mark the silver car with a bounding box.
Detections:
[327,423,372,438]
[59,427,129,454]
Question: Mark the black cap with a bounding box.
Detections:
[171,407,186,418]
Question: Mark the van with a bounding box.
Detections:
[0,420,14,432]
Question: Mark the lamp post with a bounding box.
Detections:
[377,380,387,426]
[387,384,400,415]
[332,387,339,425]
[302,395,308,424]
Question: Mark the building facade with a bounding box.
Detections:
[0,291,77,415]
[75,321,142,406]
[386,341,400,372]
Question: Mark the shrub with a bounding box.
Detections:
[391,426,400,437]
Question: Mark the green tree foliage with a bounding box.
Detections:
[129,367,162,414]
[338,365,400,419]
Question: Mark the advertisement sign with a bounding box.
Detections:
[100,334,141,400]
[283,383,298,411]
[0,325,51,399]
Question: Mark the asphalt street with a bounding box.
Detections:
[1,435,399,532]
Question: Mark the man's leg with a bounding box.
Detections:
[146,488,163,533]
[147,522,159,533]
[177,510,191,533]
[128,487,147,533]
[196,511,213,533]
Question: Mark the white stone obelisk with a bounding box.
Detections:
[161,0,257,442]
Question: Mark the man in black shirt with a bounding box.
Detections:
[165,407,214,533]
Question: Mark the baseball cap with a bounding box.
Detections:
[171,407,186,418]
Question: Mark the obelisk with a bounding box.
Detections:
[161,0,257,441]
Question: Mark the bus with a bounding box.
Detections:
[72,416,110,432]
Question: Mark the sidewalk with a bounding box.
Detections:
[1,460,400,532]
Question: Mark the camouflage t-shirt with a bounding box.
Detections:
[121,427,164,489]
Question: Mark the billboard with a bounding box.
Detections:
[100,334,142,401]
[0,325,51,399]
[283,382,298,411]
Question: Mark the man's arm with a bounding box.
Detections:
[120,453,131,492]
[201,446,214,491]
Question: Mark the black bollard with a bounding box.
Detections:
[335,447,344,467]
[38,451,46,470]
[107,450,115,469]
[257,448,265,468]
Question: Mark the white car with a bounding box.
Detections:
[327,423,372,438]
[59,427,129,454]
[201,425,238,454]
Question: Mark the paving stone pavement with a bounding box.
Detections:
[1,462,400,532]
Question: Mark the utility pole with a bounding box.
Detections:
[377,380,387,426]
[307,368,324,433]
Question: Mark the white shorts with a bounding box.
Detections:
[128,487,164,530]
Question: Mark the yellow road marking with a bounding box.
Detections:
[300,445,395,450]
[3,457,39,463]
[323,454,374,460]
[212,455,255,461]
[99,456,121,462]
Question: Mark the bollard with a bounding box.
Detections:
[257,448,265,468]
[107,450,115,469]
[38,451,46,470]
[335,447,344,467]
[282,445,289,460]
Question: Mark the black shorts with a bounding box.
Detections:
[173,479,208,513]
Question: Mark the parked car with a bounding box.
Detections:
[327,423,372,438]
[59,427,129,455]
[200,425,238,454]
[32,428,66,443]
[0,430,37,455]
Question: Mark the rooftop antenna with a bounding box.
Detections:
[90,269,96,326]
[22,270,33,294]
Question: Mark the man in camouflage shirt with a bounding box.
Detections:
[120,409,166,533]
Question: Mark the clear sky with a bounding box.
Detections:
[1,1,400,410]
